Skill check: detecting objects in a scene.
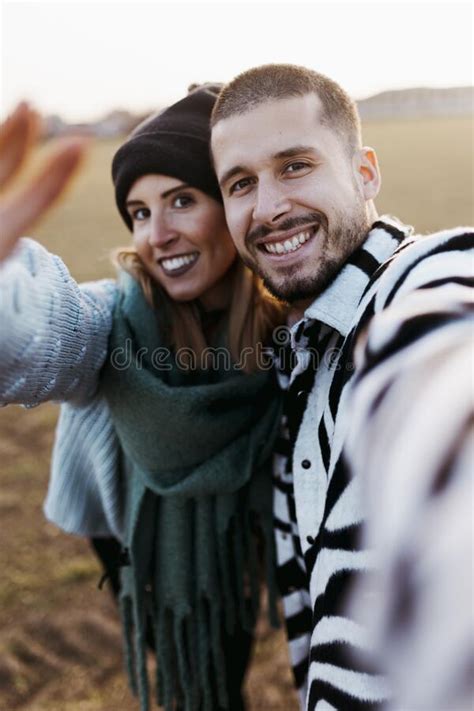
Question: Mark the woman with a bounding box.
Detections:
[0,86,286,711]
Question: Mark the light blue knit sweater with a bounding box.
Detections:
[0,238,125,539]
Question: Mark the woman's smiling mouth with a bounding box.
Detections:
[159,252,199,277]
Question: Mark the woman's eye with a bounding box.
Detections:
[132,207,150,221]
[173,194,194,208]
[229,177,253,196]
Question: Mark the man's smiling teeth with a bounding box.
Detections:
[263,229,313,255]
[160,253,198,271]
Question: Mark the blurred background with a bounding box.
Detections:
[0,1,473,709]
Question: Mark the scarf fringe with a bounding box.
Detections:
[119,591,138,695]
[134,590,150,710]
[261,513,281,629]
[120,499,280,711]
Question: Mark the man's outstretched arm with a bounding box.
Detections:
[346,232,473,710]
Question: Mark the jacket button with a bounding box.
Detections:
[301,459,311,469]
[297,390,305,397]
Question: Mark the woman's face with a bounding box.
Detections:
[126,174,237,308]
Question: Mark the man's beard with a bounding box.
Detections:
[244,203,371,304]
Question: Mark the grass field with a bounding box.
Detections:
[0,117,472,711]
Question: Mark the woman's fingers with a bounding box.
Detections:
[0,137,88,262]
[0,101,89,263]
[0,102,40,191]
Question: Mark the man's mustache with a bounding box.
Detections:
[246,211,327,247]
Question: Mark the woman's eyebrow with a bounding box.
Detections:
[126,184,191,208]
[161,184,190,199]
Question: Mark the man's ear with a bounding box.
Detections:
[355,147,381,200]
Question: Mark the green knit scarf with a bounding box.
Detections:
[100,273,282,711]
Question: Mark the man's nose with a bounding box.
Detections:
[252,180,292,225]
[148,215,178,248]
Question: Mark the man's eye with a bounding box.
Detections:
[229,177,253,195]
[132,207,150,221]
[284,161,309,174]
[173,194,194,208]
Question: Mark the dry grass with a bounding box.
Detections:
[363,117,473,232]
[0,117,472,710]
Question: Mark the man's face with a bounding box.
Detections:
[211,93,379,304]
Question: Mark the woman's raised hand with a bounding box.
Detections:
[0,102,88,263]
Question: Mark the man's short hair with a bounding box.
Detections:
[211,63,362,152]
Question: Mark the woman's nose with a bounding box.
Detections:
[148,215,178,248]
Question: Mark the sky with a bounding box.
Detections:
[1,0,473,121]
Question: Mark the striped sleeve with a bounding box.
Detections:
[345,227,474,710]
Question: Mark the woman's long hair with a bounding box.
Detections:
[114,248,287,373]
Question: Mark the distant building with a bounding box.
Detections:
[357,86,474,120]
[41,108,157,139]
[42,114,68,138]
[91,110,139,137]
[41,87,473,138]
[42,115,95,139]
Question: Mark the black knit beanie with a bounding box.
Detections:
[112,84,222,231]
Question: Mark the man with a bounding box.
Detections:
[210,64,473,710]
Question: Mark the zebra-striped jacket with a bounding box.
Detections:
[272,216,473,710]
